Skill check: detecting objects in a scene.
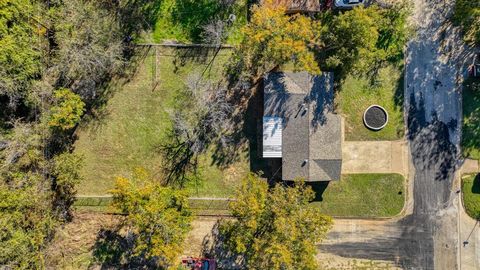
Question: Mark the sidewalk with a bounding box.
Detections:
[458,162,480,269]
[459,206,479,270]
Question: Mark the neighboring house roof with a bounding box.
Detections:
[262,0,322,13]
[263,71,342,181]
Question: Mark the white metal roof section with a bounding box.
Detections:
[263,117,282,158]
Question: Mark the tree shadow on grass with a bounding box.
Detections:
[394,65,405,112]
[308,181,330,201]
[78,46,152,133]
[210,78,282,182]
[171,0,221,43]
[172,47,225,73]
[91,226,159,269]
[461,78,480,158]
[472,174,480,194]
[201,220,244,270]
[75,0,164,128]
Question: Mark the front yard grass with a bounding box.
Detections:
[336,64,404,141]
[461,78,480,159]
[462,174,480,220]
[310,173,405,217]
[74,47,248,197]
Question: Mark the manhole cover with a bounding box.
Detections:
[363,105,388,131]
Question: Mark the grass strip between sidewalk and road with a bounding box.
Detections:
[461,78,480,160]
[462,173,480,220]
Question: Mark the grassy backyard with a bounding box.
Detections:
[462,174,480,219]
[310,174,405,217]
[461,78,480,159]
[336,64,405,141]
[149,0,247,44]
[74,47,248,197]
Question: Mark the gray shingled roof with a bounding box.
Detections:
[264,71,342,181]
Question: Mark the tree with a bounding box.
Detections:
[321,4,410,79]
[48,88,85,130]
[48,0,124,104]
[377,2,411,62]
[0,0,41,104]
[0,122,56,269]
[0,0,162,268]
[0,184,57,269]
[218,174,333,269]
[51,152,83,221]
[160,74,233,187]
[110,168,193,268]
[231,0,321,80]
[322,6,382,76]
[453,0,480,45]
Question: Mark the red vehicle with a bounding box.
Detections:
[181,257,217,270]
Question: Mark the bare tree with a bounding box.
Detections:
[47,0,124,105]
[202,19,228,46]
[160,75,233,187]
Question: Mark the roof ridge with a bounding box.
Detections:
[282,74,306,94]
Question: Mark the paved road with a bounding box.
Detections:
[319,0,473,268]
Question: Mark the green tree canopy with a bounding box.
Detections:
[321,4,410,78]
[454,0,480,45]
[219,174,333,270]
[48,88,85,130]
[0,122,56,269]
[0,0,41,101]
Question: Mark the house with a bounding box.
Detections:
[262,71,342,181]
[262,0,322,13]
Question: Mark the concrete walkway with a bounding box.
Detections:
[458,197,480,270]
[342,140,409,176]
[461,159,479,174]
[457,164,480,269]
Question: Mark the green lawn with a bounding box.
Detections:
[75,173,406,217]
[462,174,480,219]
[74,47,248,197]
[461,78,480,159]
[336,64,405,141]
[149,0,247,44]
[310,174,405,217]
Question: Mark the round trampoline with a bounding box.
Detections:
[363,105,388,131]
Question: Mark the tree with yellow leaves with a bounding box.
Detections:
[230,0,321,80]
[218,173,332,270]
[110,168,192,269]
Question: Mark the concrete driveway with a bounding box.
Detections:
[342,140,408,176]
